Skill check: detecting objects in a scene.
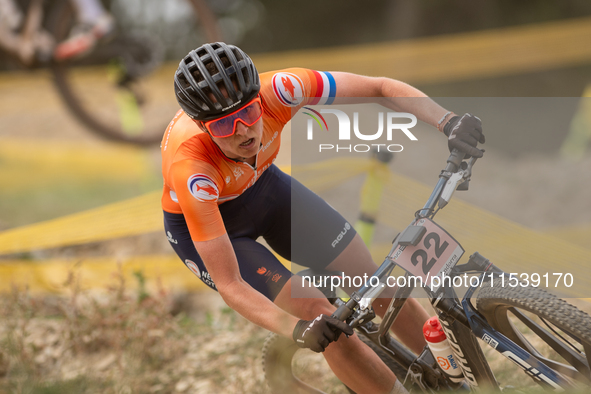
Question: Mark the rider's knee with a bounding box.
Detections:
[300,297,334,320]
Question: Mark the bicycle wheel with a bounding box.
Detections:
[45,0,221,146]
[476,284,591,388]
[262,333,325,393]
[261,332,408,394]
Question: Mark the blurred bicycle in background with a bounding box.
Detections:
[0,0,223,145]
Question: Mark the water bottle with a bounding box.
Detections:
[423,316,464,382]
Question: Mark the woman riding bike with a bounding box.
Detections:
[161,42,484,394]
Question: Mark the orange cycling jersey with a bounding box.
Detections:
[161,68,338,242]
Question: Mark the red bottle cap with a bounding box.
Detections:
[423,316,447,343]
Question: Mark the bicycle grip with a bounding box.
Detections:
[445,148,464,173]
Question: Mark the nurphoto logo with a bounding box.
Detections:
[303,107,418,153]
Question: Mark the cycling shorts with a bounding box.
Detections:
[163,164,356,301]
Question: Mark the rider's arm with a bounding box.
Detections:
[168,159,300,337]
[193,234,300,338]
[329,71,452,130]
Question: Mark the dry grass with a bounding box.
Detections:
[0,267,269,394]
[2,266,591,393]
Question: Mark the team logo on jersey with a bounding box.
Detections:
[272,72,305,106]
[233,167,244,180]
[167,231,178,244]
[188,174,219,202]
[185,259,202,279]
[257,267,267,275]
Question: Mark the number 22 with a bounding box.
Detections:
[410,232,449,275]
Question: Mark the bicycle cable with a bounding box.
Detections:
[414,208,435,219]
[429,207,441,219]
[539,316,583,355]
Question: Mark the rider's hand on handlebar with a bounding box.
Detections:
[292,314,354,353]
[443,113,485,158]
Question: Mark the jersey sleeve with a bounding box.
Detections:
[259,68,337,124]
[169,159,227,242]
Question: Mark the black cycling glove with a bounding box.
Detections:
[443,113,485,158]
[292,314,354,353]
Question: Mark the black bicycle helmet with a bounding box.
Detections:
[174,42,260,121]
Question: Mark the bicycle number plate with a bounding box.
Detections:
[391,218,464,287]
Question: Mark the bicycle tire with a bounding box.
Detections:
[476,284,591,387]
[45,0,221,146]
[261,332,408,394]
[262,333,325,394]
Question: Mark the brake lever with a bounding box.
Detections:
[438,154,481,209]
[464,154,479,179]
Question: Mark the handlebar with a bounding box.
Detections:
[331,147,482,324]
[419,148,481,216]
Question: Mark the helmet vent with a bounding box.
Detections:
[174,43,260,121]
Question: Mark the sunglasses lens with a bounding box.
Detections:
[209,117,234,137]
[207,100,262,137]
[237,102,262,124]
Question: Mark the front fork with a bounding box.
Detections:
[344,252,502,392]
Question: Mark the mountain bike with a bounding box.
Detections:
[0,0,220,146]
[262,149,591,393]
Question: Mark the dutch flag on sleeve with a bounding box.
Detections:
[308,71,337,105]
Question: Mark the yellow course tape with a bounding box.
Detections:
[0,138,155,191]
[559,87,591,160]
[0,254,293,295]
[126,16,591,99]
[0,254,206,294]
[544,224,591,251]
[251,16,591,84]
[0,191,163,256]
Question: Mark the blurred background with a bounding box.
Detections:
[1,0,590,228]
[1,0,591,392]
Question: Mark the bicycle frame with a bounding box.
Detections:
[330,149,578,391]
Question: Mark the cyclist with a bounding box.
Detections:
[162,42,484,394]
[0,0,113,62]
[53,0,114,60]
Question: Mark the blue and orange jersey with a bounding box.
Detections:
[161,68,338,242]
